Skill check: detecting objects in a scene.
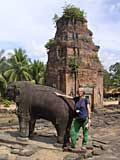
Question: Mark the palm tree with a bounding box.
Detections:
[0,74,7,97]
[30,60,45,84]
[4,48,32,82]
[0,52,7,97]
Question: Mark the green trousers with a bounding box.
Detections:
[70,118,88,148]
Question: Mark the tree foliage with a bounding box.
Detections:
[109,62,120,75]
[30,60,46,84]
[103,62,120,92]
[109,62,120,89]
[4,48,32,82]
[0,48,46,97]
[0,51,8,96]
[103,69,112,90]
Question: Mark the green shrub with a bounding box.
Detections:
[45,38,57,50]
[2,99,12,107]
[53,4,86,26]
[92,55,99,62]
[53,14,60,24]
[69,56,79,73]
[63,4,85,20]
[81,36,91,43]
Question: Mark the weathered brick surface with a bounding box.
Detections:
[45,17,103,107]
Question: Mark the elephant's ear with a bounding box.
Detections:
[15,87,21,96]
[15,86,21,103]
[9,82,21,97]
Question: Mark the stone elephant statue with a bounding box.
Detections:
[6,81,75,145]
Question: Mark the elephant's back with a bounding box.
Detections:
[34,84,63,94]
[15,81,74,118]
[31,90,69,121]
[32,89,67,110]
[32,84,75,115]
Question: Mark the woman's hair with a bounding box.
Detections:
[77,88,85,95]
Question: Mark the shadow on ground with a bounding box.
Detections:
[5,130,57,145]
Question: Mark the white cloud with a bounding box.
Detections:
[0,49,14,59]
[92,22,120,51]
[110,2,120,12]
[0,0,119,68]
[110,4,116,12]
[99,50,120,70]
[79,0,120,69]
[27,40,48,63]
[31,41,46,54]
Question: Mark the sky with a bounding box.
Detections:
[0,0,120,70]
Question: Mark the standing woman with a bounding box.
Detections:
[55,88,91,151]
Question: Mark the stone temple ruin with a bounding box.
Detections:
[45,13,103,108]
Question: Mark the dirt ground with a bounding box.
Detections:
[0,101,120,160]
[103,100,119,106]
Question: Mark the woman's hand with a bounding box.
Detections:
[54,92,73,99]
[88,119,91,128]
[54,92,61,96]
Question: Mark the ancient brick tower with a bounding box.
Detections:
[45,14,103,108]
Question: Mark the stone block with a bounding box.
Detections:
[0,154,8,160]
[92,148,103,156]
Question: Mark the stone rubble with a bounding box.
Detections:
[0,105,120,160]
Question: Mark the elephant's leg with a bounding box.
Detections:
[63,128,71,147]
[63,118,73,148]
[29,118,36,137]
[55,122,67,144]
[18,116,29,138]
